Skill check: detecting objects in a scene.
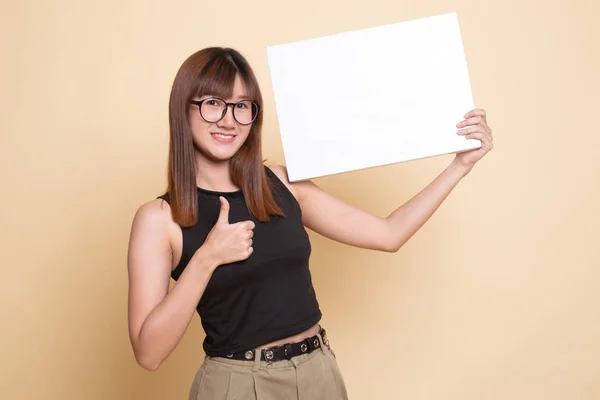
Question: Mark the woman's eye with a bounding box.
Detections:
[236,102,247,109]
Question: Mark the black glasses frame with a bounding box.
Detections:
[190,97,260,125]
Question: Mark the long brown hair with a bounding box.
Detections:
[166,47,284,227]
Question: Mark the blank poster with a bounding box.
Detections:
[266,12,481,182]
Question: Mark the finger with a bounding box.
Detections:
[247,246,254,256]
[247,239,253,247]
[456,115,485,128]
[217,196,230,224]
[464,108,486,120]
[465,132,492,147]
[457,125,486,135]
[247,230,254,239]
[244,220,256,230]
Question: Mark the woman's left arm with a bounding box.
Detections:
[272,108,494,253]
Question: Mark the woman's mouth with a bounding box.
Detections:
[211,132,236,143]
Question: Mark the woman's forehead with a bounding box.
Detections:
[199,75,251,100]
[231,75,249,98]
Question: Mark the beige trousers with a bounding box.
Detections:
[188,330,348,400]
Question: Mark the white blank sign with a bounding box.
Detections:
[266,12,481,182]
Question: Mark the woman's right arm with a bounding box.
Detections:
[127,199,217,371]
[126,197,254,371]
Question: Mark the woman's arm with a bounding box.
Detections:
[127,200,217,371]
[271,160,469,252]
[380,158,472,251]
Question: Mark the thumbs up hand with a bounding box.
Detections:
[202,196,255,268]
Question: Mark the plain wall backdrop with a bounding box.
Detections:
[1,0,599,399]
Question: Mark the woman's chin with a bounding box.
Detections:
[196,147,238,163]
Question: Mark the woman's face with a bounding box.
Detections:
[189,74,254,163]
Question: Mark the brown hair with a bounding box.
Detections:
[166,47,284,227]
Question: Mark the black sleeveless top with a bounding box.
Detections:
[159,166,322,356]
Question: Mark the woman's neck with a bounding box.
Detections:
[194,154,239,192]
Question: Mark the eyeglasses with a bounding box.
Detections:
[190,97,260,125]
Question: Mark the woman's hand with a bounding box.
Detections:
[201,196,255,269]
[454,108,494,170]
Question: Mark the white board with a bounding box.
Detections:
[266,12,481,182]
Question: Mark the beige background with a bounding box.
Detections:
[1,0,599,399]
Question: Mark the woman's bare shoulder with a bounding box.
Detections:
[129,197,180,253]
[128,197,182,270]
[132,197,173,229]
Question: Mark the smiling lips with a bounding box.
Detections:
[211,132,236,143]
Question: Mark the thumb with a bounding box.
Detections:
[217,196,230,225]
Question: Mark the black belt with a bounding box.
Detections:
[223,327,330,362]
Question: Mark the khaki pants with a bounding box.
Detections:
[189,330,348,400]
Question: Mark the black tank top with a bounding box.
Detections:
[159,166,322,356]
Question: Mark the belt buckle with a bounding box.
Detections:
[284,343,293,360]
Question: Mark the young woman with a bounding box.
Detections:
[127,47,494,400]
